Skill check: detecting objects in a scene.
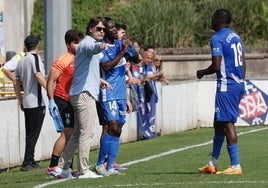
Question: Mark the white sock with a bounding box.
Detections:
[231,164,241,169]
[208,158,217,166]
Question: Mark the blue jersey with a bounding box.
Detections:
[99,40,127,101]
[211,27,245,92]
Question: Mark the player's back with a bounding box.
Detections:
[211,27,245,89]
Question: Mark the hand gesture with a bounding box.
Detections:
[122,37,132,52]
[100,78,112,90]
[99,43,108,50]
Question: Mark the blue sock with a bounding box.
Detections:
[212,134,225,159]
[227,143,240,166]
[107,136,120,170]
[97,133,113,166]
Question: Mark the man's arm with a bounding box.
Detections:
[101,39,131,72]
[1,67,16,82]
[14,79,23,111]
[35,72,47,89]
[196,56,221,79]
[46,69,60,100]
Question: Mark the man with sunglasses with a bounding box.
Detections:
[59,17,109,179]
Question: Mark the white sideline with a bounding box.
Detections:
[34,127,268,188]
[121,126,268,167]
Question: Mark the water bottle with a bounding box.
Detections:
[52,108,64,132]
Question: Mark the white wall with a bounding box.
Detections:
[1,0,35,54]
[1,80,267,169]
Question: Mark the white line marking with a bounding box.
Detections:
[33,179,70,188]
[34,127,268,188]
[122,126,268,167]
[98,180,268,187]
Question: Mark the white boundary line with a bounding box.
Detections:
[96,180,268,187]
[121,126,268,167]
[34,127,268,188]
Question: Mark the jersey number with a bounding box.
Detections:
[231,42,243,67]
[108,101,117,110]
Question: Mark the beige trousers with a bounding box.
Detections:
[61,91,97,174]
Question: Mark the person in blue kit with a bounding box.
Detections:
[197,8,246,175]
[94,17,138,176]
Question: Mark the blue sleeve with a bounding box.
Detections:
[210,35,223,57]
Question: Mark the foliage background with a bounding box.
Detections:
[31,0,268,49]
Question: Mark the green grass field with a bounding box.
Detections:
[1,125,267,188]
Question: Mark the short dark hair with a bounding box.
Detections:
[214,9,232,25]
[24,35,39,51]
[116,23,127,30]
[65,29,84,44]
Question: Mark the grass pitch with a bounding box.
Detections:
[1,125,267,188]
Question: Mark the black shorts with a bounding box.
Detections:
[95,101,107,126]
[54,96,74,129]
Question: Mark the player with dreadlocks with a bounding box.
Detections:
[197,8,246,175]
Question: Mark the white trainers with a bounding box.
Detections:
[95,164,107,176]
[78,170,103,179]
[105,168,122,176]
[60,169,75,179]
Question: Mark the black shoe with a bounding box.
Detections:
[31,161,43,169]
[20,164,35,171]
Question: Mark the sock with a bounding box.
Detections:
[97,133,112,166]
[107,136,120,170]
[49,154,60,167]
[227,143,240,167]
[211,134,225,165]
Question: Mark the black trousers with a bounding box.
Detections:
[22,106,45,166]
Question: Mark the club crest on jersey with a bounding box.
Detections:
[111,109,116,117]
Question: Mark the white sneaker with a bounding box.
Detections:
[60,169,75,179]
[105,168,122,176]
[78,170,103,179]
[95,164,107,175]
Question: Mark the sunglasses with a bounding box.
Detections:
[96,27,105,32]
[155,59,162,62]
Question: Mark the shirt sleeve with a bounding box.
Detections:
[210,35,223,57]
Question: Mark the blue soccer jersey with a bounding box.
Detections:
[99,40,127,101]
[211,27,245,92]
[211,27,245,122]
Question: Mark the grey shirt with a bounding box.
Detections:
[15,52,46,108]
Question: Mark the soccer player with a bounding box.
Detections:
[95,17,132,176]
[46,29,84,178]
[197,9,246,175]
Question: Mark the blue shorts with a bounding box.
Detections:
[100,99,126,125]
[214,86,244,122]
